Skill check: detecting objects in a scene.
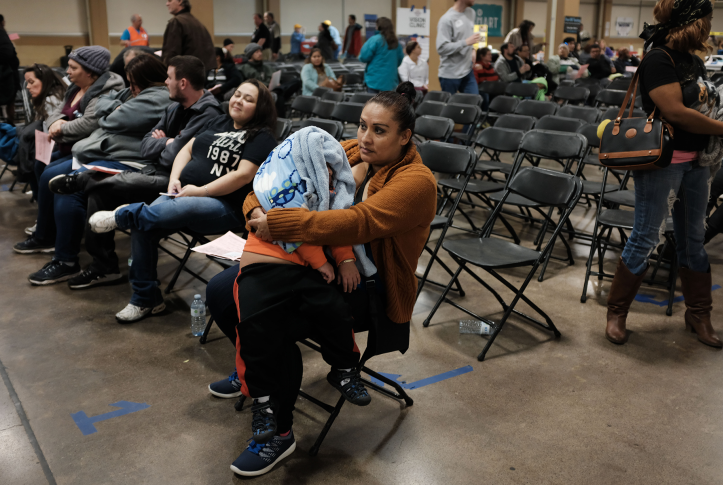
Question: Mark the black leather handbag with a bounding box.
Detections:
[598,50,674,171]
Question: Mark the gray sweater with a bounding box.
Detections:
[436,6,475,79]
[46,71,125,143]
[494,55,527,82]
[140,90,222,173]
[71,85,173,167]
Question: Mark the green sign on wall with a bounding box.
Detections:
[472,4,503,37]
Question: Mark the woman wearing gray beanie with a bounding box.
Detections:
[14,46,125,256]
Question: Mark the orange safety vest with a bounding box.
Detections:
[127,26,149,46]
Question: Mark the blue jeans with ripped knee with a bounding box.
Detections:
[621,161,710,275]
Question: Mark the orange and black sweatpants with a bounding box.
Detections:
[231,262,360,433]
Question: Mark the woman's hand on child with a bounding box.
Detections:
[317,262,335,283]
[337,261,360,293]
[249,212,272,241]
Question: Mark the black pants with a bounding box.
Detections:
[84,171,169,274]
[706,169,723,244]
[273,79,302,118]
[207,262,410,433]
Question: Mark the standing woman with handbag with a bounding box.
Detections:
[605,0,723,347]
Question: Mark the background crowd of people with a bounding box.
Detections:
[1,0,723,478]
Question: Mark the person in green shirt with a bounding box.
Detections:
[240,43,300,117]
[240,43,273,84]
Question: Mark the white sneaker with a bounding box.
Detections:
[25,223,36,235]
[115,301,166,323]
[89,204,128,234]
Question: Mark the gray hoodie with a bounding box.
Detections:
[494,55,528,82]
[46,71,125,143]
[436,6,475,79]
[140,89,222,173]
[71,85,173,167]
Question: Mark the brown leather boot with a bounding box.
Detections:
[606,258,647,344]
[679,267,722,348]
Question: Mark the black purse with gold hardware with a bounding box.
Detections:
[598,49,674,171]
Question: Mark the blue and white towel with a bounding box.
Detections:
[253,126,376,276]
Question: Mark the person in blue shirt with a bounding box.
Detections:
[324,20,343,60]
[290,24,305,60]
[301,48,337,95]
[359,17,404,93]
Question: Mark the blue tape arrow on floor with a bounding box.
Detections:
[71,401,150,435]
[369,365,474,390]
[635,285,721,307]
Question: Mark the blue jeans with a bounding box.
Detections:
[53,161,139,263]
[33,154,73,245]
[115,196,243,307]
[621,162,710,275]
[439,70,478,95]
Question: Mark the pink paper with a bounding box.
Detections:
[576,65,589,79]
[82,164,124,175]
[8,33,19,41]
[191,231,246,261]
[35,130,55,165]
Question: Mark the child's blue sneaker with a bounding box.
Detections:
[208,370,242,398]
[230,431,296,477]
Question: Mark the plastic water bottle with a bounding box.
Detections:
[459,320,492,335]
[191,294,206,336]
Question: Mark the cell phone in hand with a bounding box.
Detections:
[159,192,178,197]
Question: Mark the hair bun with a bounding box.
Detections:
[396,81,416,105]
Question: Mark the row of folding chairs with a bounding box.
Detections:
[416,130,587,361]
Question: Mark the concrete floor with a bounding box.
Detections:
[1,161,722,485]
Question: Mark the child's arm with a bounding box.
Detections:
[351,162,370,189]
[295,244,335,283]
[331,246,359,293]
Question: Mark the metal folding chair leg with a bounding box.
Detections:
[295,339,413,456]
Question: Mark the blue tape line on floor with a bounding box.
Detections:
[71,401,150,435]
[370,365,473,390]
[635,285,721,307]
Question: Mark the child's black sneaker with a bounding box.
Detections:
[250,399,277,444]
[327,368,371,406]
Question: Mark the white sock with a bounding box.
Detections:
[256,395,272,413]
[338,369,353,386]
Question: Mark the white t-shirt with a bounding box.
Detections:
[398,56,429,88]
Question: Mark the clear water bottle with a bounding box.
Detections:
[459,320,492,335]
[191,294,206,336]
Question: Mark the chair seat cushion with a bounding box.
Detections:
[443,236,540,268]
[430,214,448,228]
[438,178,504,194]
[582,180,619,195]
[489,191,541,207]
[604,189,635,207]
[476,160,512,173]
[598,209,634,229]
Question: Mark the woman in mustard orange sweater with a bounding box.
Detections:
[206,82,437,477]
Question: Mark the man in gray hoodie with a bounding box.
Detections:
[51,56,223,289]
[436,0,480,95]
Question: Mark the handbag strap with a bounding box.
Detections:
[613,47,675,132]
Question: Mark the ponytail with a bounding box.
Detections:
[367,81,417,140]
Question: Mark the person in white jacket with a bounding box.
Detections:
[398,41,429,93]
